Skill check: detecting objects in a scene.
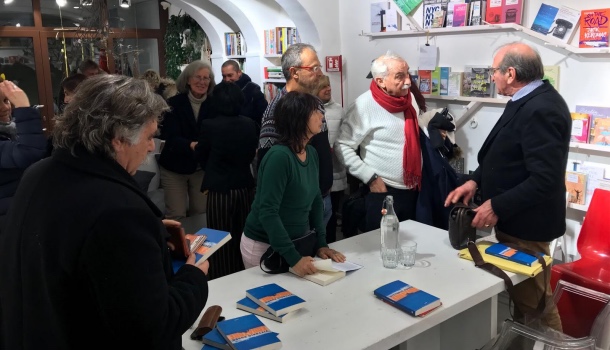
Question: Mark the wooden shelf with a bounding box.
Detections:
[263,78,286,83]
[569,142,610,154]
[361,23,610,55]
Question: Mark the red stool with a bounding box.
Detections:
[551,188,610,338]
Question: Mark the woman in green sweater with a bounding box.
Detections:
[241,92,346,276]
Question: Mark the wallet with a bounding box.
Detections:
[167,225,189,259]
[190,305,224,340]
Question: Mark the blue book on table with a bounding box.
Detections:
[485,243,539,267]
[216,314,282,350]
[246,283,306,317]
[374,280,442,317]
[201,328,230,350]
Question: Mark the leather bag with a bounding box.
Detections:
[448,203,477,250]
[260,229,318,274]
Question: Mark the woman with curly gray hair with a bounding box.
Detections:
[0,74,210,350]
[158,60,216,219]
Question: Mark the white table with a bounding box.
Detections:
[181,220,527,350]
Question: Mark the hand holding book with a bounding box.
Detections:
[317,247,346,262]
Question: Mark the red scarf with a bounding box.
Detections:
[370,80,421,189]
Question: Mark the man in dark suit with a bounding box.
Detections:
[221,60,268,129]
[445,42,570,331]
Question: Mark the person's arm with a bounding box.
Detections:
[194,121,211,169]
[257,96,278,165]
[490,108,570,221]
[334,102,376,184]
[82,208,208,346]
[0,108,47,169]
[257,151,302,267]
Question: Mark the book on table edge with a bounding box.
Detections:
[484,243,539,267]
[236,297,295,323]
[246,283,306,317]
[216,314,282,350]
[458,241,552,277]
[374,280,442,317]
[202,328,231,350]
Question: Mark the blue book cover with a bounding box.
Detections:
[172,228,231,273]
[236,297,292,323]
[216,314,282,350]
[374,280,442,317]
[485,243,539,266]
[246,283,306,317]
[202,329,230,350]
[440,67,451,96]
[531,3,559,34]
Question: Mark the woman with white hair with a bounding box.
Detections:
[158,60,215,219]
[0,74,210,350]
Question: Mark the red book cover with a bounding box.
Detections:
[579,9,610,48]
[502,0,523,25]
[485,0,503,24]
[418,70,432,95]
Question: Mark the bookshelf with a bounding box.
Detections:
[360,22,610,56]
[263,78,286,83]
[425,95,509,127]
[569,142,610,155]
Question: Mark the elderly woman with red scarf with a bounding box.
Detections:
[335,53,421,232]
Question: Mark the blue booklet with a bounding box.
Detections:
[236,297,294,323]
[216,314,282,350]
[485,243,539,266]
[201,328,230,350]
[374,280,442,317]
[171,228,231,273]
[246,283,306,317]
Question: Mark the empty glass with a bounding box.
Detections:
[400,241,417,267]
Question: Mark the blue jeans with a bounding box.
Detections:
[323,194,332,227]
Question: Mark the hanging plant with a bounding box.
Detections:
[164,14,208,80]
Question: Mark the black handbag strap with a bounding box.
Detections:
[467,241,548,322]
[259,249,285,274]
[259,230,317,275]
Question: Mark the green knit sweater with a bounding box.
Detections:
[244,145,327,266]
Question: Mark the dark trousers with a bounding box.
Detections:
[205,188,253,280]
[325,190,344,243]
[363,186,418,232]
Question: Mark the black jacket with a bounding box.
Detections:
[0,107,47,219]
[195,114,258,193]
[0,146,208,350]
[234,73,268,128]
[470,81,571,242]
[159,92,212,174]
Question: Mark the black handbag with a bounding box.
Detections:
[448,203,477,250]
[259,229,318,274]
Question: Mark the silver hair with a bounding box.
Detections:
[370,52,406,80]
[281,43,317,81]
[175,60,216,94]
[495,42,544,83]
[53,74,169,159]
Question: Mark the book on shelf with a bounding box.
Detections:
[458,241,552,277]
[447,71,462,97]
[486,0,522,25]
[371,2,402,33]
[578,162,610,207]
[468,0,486,26]
[289,259,346,286]
[393,0,422,16]
[423,0,448,29]
[236,297,295,323]
[202,328,231,350]
[485,243,539,266]
[531,4,580,44]
[591,118,610,146]
[575,105,610,144]
[462,66,494,98]
[418,70,432,94]
[451,2,469,27]
[216,314,282,350]
[570,112,590,144]
[579,9,610,48]
[440,67,450,96]
[566,171,587,205]
[246,283,306,317]
[374,280,442,317]
[543,65,560,90]
[430,68,441,95]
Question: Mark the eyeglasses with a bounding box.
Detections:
[294,65,323,73]
[191,75,211,83]
[490,67,502,74]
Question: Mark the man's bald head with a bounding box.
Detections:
[494,42,544,84]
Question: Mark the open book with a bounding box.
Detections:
[289,259,362,286]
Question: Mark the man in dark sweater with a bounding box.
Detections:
[445,42,570,331]
[258,43,334,225]
[221,60,268,129]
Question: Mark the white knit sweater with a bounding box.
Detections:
[324,100,347,192]
[335,90,420,190]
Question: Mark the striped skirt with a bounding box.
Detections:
[205,188,254,280]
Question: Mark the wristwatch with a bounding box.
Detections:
[366,173,379,186]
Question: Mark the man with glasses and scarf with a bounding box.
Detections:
[336,53,421,232]
[257,43,333,227]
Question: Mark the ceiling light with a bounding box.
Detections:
[73,6,79,9]
[4,0,15,4]
[80,0,92,5]
[119,0,130,8]
[56,0,67,7]
[160,1,171,10]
